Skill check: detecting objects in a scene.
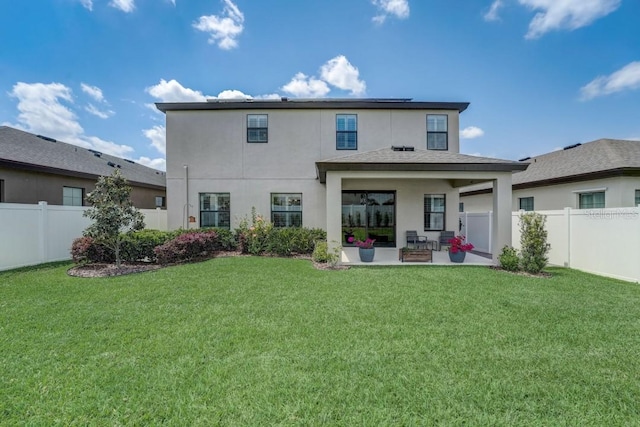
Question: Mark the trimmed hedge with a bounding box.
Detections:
[154,230,221,265]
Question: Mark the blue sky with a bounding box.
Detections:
[1,0,639,170]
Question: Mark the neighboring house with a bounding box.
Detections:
[460,139,640,212]
[0,126,166,209]
[156,98,527,260]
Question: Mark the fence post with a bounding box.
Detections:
[38,201,48,264]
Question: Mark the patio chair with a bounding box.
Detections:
[407,230,437,249]
[438,230,456,251]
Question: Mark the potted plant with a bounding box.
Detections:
[355,237,376,262]
[447,235,474,263]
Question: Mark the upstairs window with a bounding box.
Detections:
[271,193,302,227]
[247,114,268,143]
[336,114,357,150]
[200,193,230,229]
[427,115,448,150]
[578,191,605,209]
[424,194,445,231]
[155,196,166,208]
[63,186,83,206]
[519,197,534,211]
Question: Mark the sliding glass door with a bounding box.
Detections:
[342,191,395,247]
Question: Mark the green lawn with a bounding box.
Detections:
[2,258,640,425]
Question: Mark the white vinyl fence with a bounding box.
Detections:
[461,207,640,283]
[0,202,167,272]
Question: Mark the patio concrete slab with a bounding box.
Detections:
[341,247,494,266]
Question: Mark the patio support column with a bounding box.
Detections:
[492,173,512,263]
[326,171,342,255]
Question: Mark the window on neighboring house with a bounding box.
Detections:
[458,202,464,213]
[336,114,357,150]
[155,196,166,208]
[519,197,534,211]
[427,114,448,150]
[200,193,230,228]
[578,191,605,209]
[424,194,445,231]
[247,114,268,143]
[0,179,4,202]
[635,189,640,206]
[271,193,302,227]
[63,186,84,206]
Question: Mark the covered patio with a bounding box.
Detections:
[316,147,529,264]
[341,246,494,266]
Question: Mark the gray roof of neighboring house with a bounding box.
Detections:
[0,126,166,189]
[461,138,640,195]
[156,98,470,113]
[316,146,528,183]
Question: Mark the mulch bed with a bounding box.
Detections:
[489,265,552,278]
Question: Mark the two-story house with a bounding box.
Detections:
[156,98,527,261]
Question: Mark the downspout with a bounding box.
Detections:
[184,164,189,229]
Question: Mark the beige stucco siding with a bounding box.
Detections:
[461,176,640,212]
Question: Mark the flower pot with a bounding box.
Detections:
[358,247,375,263]
[448,250,466,263]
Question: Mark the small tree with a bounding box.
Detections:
[83,170,144,267]
[519,212,550,274]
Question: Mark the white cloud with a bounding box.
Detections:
[136,156,166,171]
[146,79,207,102]
[81,83,105,102]
[109,0,135,13]
[6,82,134,158]
[518,0,621,39]
[484,0,503,21]
[216,89,252,99]
[281,73,331,98]
[320,55,366,96]
[580,61,640,100]
[372,0,409,23]
[80,0,93,11]
[461,126,485,139]
[143,125,166,155]
[193,0,244,50]
[85,103,115,119]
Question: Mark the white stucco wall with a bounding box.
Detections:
[165,107,462,230]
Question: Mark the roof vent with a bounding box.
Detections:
[36,135,57,142]
[124,159,135,164]
[93,152,102,158]
[107,161,116,167]
[88,149,102,155]
[518,156,531,162]
[392,145,415,151]
[563,143,582,150]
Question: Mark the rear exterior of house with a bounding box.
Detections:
[158,99,526,261]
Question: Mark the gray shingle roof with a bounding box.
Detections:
[316,147,528,183]
[461,138,640,194]
[0,126,166,189]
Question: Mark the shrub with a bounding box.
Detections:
[235,208,273,255]
[519,212,551,274]
[498,245,520,272]
[119,229,177,263]
[154,230,220,265]
[312,240,340,266]
[71,236,114,264]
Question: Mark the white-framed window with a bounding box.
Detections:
[247,114,268,143]
[271,193,302,227]
[63,186,83,206]
[578,191,605,209]
[459,202,464,213]
[200,193,230,228]
[155,196,166,208]
[519,197,534,211]
[424,194,445,231]
[635,189,640,206]
[336,114,357,150]
[427,114,448,150]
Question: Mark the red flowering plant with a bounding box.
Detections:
[448,235,474,254]
[354,238,376,249]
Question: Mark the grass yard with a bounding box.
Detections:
[1,258,640,425]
